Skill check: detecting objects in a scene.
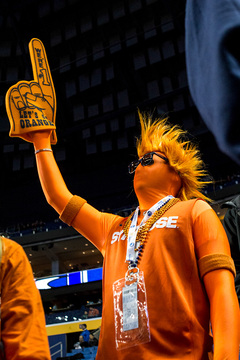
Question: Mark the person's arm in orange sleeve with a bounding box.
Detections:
[1,238,51,360]
[193,201,239,359]
[204,270,239,359]
[5,38,111,252]
[32,131,72,214]
[32,131,113,253]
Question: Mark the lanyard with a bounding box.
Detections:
[125,195,174,262]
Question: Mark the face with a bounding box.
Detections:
[133,151,181,199]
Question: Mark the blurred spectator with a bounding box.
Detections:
[0,236,51,360]
[88,307,100,318]
[79,324,90,349]
[82,310,88,319]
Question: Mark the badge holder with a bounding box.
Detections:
[113,267,151,350]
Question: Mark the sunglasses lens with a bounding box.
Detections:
[142,153,154,166]
[129,152,167,174]
[128,161,138,174]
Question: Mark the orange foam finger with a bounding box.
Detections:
[5,38,57,144]
[29,38,57,144]
[6,81,56,143]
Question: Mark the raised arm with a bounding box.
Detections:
[31,131,109,252]
[31,130,109,250]
[5,38,117,252]
[32,131,72,214]
[5,38,71,214]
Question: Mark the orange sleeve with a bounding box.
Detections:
[192,200,231,259]
[0,238,51,360]
[31,133,122,254]
[192,200,239,358]
[69,202,122,255]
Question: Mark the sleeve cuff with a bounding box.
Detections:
[198,253,236,279]
[59,195,87,225]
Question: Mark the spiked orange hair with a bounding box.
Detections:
[136,112,211,201]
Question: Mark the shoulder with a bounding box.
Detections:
[0,237,36,299]
[185,198,212,212]
[189,199,222,228]
[1,236,25,258]
[176,199,213,220]
[0,237,31,277]
[175,198,211,212]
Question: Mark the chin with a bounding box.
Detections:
[133,169,181,199]
[133,172,146,193]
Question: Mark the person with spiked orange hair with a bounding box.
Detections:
[8,113,239,359]
[5,39,239,359]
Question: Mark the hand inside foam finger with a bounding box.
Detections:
[5,38,57,144]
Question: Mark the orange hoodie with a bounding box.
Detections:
[0,237,51,360]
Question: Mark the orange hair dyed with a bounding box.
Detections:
[136,112,211,201]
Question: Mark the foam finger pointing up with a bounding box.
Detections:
[28,38,55,108]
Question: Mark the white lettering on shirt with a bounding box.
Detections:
[154,216,178,229]
[111,216,179,244]
[111,230,126,244]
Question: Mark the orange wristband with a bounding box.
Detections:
[198,253,236,279]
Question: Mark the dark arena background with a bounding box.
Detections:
[0,1,239,359]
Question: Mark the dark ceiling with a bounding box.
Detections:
[0,0,239,232]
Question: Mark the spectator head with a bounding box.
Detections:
[79,323,87,330]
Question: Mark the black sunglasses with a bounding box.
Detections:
[128,152,169,174]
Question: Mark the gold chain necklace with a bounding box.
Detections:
[123,197,180,267]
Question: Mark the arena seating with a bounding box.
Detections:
[65,346,98,360]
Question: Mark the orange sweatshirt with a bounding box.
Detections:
[0,237,51,360]
[65,198,236,359]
